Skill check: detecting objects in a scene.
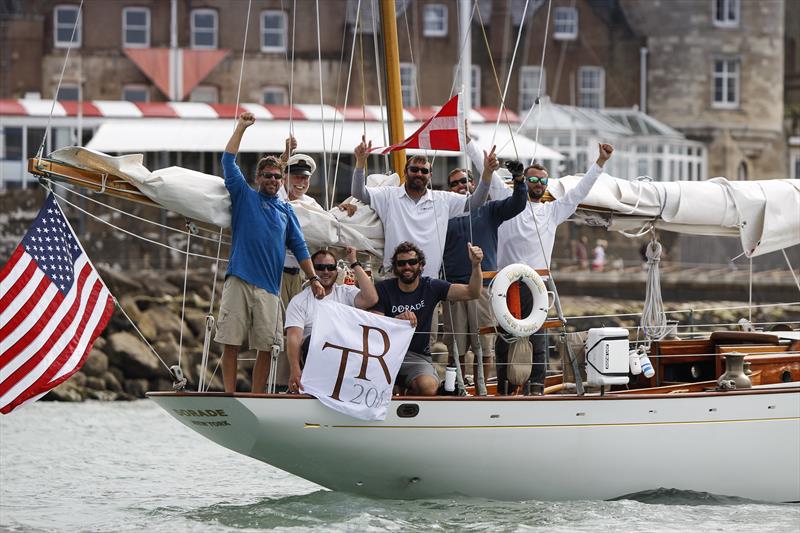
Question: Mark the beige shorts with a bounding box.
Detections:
[280,270,304,309]
[442,286,495,359]
[214,276,283,351]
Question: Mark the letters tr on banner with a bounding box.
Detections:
[0,194,114,414]
[301,301,414,421]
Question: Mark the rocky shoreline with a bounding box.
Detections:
[44,267,800,403]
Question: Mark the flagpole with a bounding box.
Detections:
[379,0,406,179]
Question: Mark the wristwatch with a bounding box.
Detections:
[309,275,321,284]
[350,261,362,270]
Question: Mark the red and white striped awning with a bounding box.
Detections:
[0,99,564,160]
[0,99,520,123]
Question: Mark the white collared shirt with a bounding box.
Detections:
[367,185,467,277]
[284,284,360,339]
[495,163,603,270]
[278,187,323,268]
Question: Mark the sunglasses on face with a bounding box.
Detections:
[314,263,338,272]
[407,166,430,175]
[395,258,420,267]
[527,176,549,185]
[258,171,282,180]
[449,177,472,187]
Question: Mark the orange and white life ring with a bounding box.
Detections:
[489,264,553,337]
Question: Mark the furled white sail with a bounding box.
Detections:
[49,147,799,258]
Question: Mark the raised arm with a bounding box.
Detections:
[350,135,372,204]
[464,145,499,211]
[446,244,484,301]
[554,143,614,223]
[280,135,297,165]
[346,246,378,309]
[225,112,255,155]
[466,137,510,200]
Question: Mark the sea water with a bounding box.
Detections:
[1,401,798,533]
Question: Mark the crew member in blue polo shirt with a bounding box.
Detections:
[216,112,324,393]
[441,146,527,386]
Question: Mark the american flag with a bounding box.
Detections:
[0,193,114,414]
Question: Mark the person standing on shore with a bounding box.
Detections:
[216,112,324,393]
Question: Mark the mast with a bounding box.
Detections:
[379,0,406,178]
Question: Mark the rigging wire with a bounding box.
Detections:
[38,0,85,160]
[369,0,391,172]
[315,0,330,207]
[232,0,253,129]
[288,0,298,137]
[330,0,364,209]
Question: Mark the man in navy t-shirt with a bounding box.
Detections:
[373,241,484,395]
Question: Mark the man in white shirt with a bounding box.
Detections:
[285,246,378,392]
[350,135,492,278]
[466,138,614,394]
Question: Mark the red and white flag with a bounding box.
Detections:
[371,93,463,155]
[0,194,114,414]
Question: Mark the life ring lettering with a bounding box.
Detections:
[490,264,552,337]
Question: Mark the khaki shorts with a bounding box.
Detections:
[214,276,283,351]
[442,286,495,359]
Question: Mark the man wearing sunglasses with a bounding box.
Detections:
[467,137,614,394]
[372,241,484,396]
[216,112,325,394]
[350,135,493,280]
[441,146,528,386]
[284,246,378,393]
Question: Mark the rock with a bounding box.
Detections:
[43,381,86,402]
[136,311,158,341]
[124,378,150,398]
[96,263,143,294]
[141,305,194,344]
[183,307,211,339]
[107,331,162,379]
[136,271,180,296]
[118,294,142,322]
[86,390,119,401]
[103,371,123,392]
[93,336,107,352]
[85,376,106,391]
[82,349,109,377]
[108,366,125,384]
[70,371,87,387]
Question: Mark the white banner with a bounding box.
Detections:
[301,300,414,421]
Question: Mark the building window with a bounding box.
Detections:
[189,85,219,103]
[262,86,288,105]
[1,127,23,161]
[261,11,287,52]
[122,7,150,48]
[713,0,739,27]
[453,64,481,107]
[400,63,417,107]
[553,7,578,40]
[123,85,149,102]
[191,9,218,49]
[54,5,82,48]
[577,66,604,109]
[712,58,739,108]
[519,66,546,111]
[423,4,448,37]
[57,84,80,101]
[792,153,800,179]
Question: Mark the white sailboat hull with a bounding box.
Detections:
[148,388,800,502]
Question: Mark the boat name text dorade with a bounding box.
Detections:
[504,268,546,294]
[173,408,228,417]
[172,408,232,427]
[322,324,392,403]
